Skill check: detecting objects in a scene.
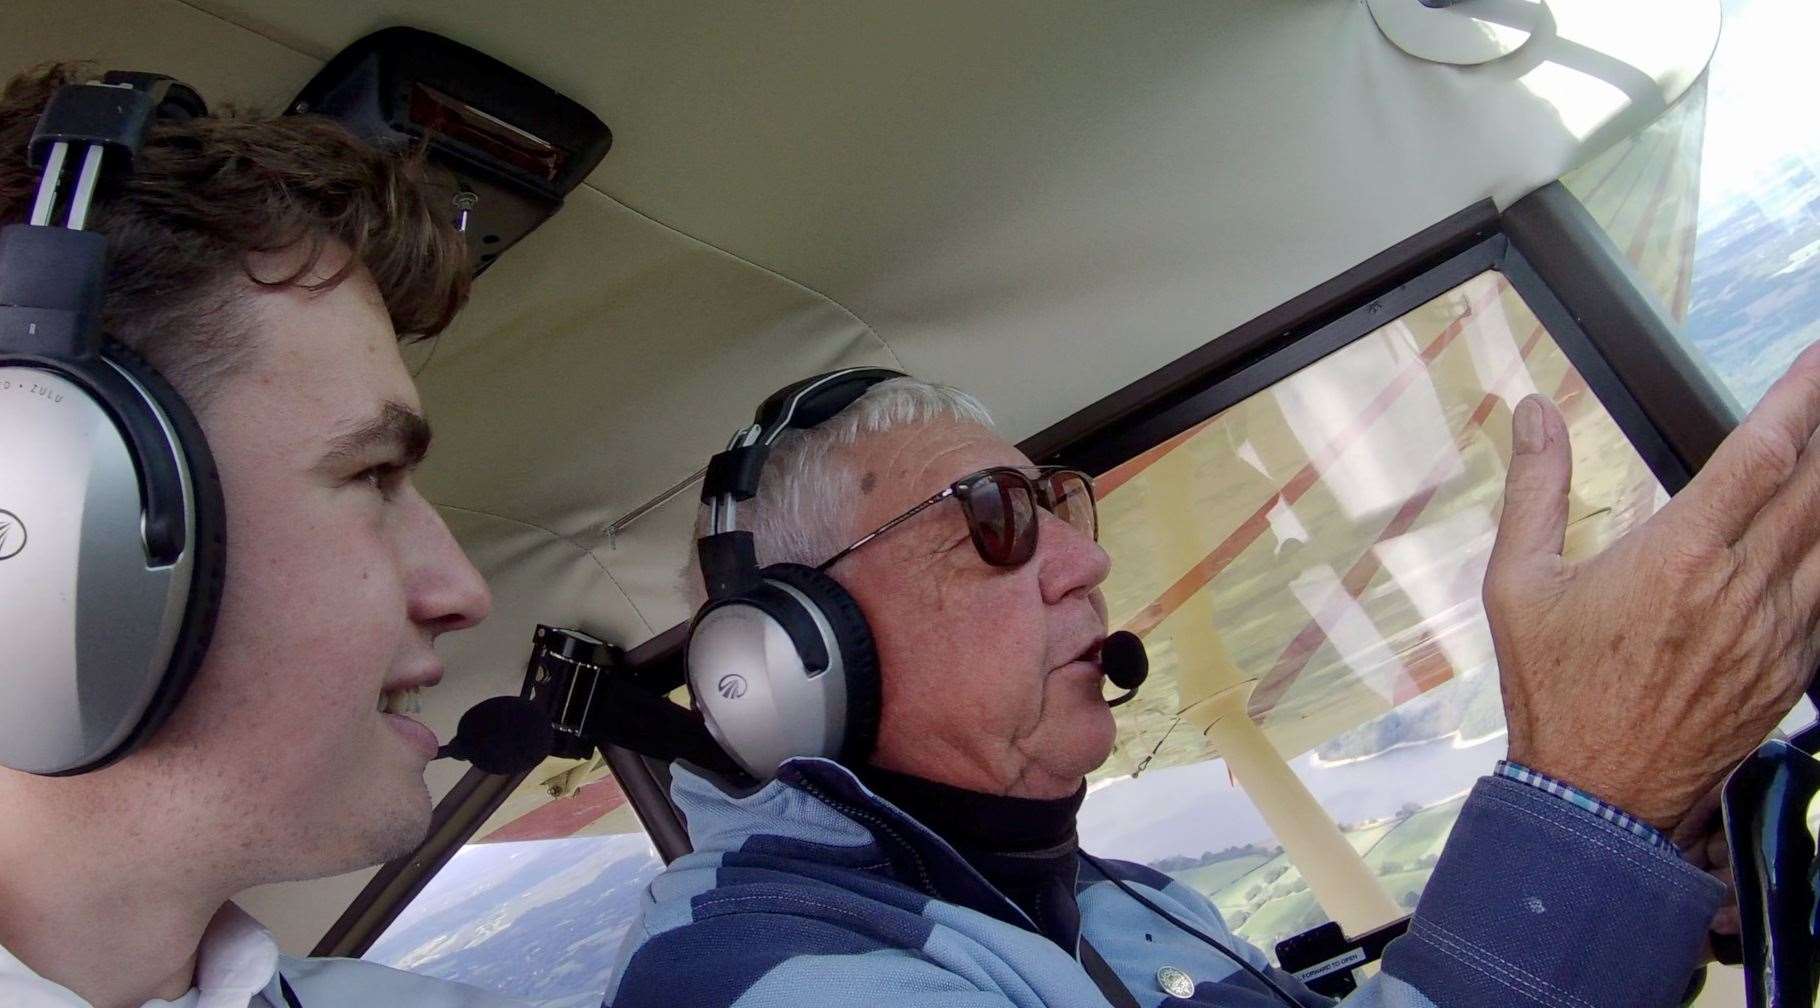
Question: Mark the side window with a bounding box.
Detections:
[363,761,663,1006]
[1564,0,1819,411]
[1078,268,1667,955]
[1076,0,1820,962]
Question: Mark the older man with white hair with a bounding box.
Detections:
[603,357,1820,1008]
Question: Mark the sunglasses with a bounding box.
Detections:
[818,465,1098,571]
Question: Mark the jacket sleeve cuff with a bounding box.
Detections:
[1494,760,1678,852]
[1382,775,1722,1008]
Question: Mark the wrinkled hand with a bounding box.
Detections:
[1484,342,1820,835]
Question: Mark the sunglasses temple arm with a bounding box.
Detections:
[818,488,957,571]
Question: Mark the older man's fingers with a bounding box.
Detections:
[1703,828,1730,872]
[1784,512,1820,617]
[1487,397,1572,601]
[1671,785,1726,856]
[1739,423,1820,592]
[1668,340,1820,544]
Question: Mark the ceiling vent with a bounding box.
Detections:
[291,27,612,275]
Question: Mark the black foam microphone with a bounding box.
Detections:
[436,696,554,775]
[1101,630,1148,707]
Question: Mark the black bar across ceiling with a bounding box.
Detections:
[1502,181,1739,476]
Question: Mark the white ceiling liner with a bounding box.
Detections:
[10,0,1716,951]
[148,0,1720,435]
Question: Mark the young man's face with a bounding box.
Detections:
[133,255,490,883]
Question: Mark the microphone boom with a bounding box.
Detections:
[1101,630,1148,706]
[438,696,553,776]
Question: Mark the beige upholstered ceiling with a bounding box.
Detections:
[7,0,1718,951]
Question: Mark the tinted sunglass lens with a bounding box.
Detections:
[966,472,1037,566]
[1046,471,1097,541]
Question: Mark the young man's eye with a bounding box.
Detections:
[354,463,407,498]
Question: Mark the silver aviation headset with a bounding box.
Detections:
[688,367,905,780]
[0,73,227,775]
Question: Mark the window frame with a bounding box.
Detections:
[1029,186,1731,493]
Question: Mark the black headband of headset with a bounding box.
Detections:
[695,367,906,599]
[2,73,205,362]
[27,72,204,172]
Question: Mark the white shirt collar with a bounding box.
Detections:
[0,902,279,1008]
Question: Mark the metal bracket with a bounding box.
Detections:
[521,624,623,761]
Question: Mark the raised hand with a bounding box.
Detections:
[1483,341,1820,835]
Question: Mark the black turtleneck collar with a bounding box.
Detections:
[857,764,1086,851]
[856,764,1088,950]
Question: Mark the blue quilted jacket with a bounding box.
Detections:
[603,758,1721,1007]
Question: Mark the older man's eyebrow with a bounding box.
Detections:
[321,402,434,467]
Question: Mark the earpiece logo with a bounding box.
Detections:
[0,510,24,561]
[717,674,748,700]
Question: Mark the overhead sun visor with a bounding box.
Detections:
[289,26,612,275]
[1366,0,1545,66]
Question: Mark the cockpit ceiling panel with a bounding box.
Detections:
[22,1,1720,424]
[170,0,1715,424]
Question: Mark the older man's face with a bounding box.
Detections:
[830,418,1116,799]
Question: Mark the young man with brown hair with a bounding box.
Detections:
[0,64,525,1008]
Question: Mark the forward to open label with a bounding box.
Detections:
[1291,947,1367,982]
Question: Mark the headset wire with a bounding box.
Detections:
[1078,851,1306,1008]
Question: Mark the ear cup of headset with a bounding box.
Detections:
[0,341,225,775]
[0,75,232,774]
[90,341,228,769]
[689,367,903,779]
[760,563,880,765]
[687,562,880,779]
